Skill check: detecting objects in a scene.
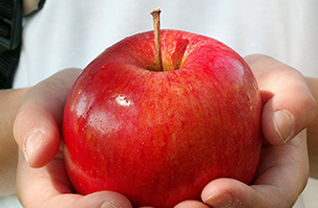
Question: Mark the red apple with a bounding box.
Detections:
[62,29,262,208]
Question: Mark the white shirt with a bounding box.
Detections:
[13,0,318,88]
[3,0,318,207]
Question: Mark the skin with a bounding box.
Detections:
[0,88,28,196]
[306,77,318,178]
[0,54,316,207]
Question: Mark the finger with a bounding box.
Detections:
[245,54,316,145]
[202,179,270,208]
[45,191,132,208]
[13,68,82,168]
[16,150,132,208]
[202,178,300,208]
[174,200,210,208]
[202,130,308,208]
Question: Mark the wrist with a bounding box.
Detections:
[0,87,29,196]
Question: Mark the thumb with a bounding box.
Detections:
[13,68,82,168]
[245,54,316,145]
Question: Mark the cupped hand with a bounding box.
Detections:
[199,55,315,208]
[14,69,134,208]
[16,148,133,208]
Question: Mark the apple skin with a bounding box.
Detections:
[62,29,262,208]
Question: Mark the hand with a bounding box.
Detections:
[14,69,134,208]
[175,54,316,208]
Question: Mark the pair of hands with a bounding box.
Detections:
[13,54,316,208]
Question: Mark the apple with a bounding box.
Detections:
[62,14,262,207]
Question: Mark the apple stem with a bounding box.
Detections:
[151,8,164,71]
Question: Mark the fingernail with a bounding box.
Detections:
[273,110,294,143]
[100,201,119,208]
[206,192,234,208]
[23,130,45,162]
